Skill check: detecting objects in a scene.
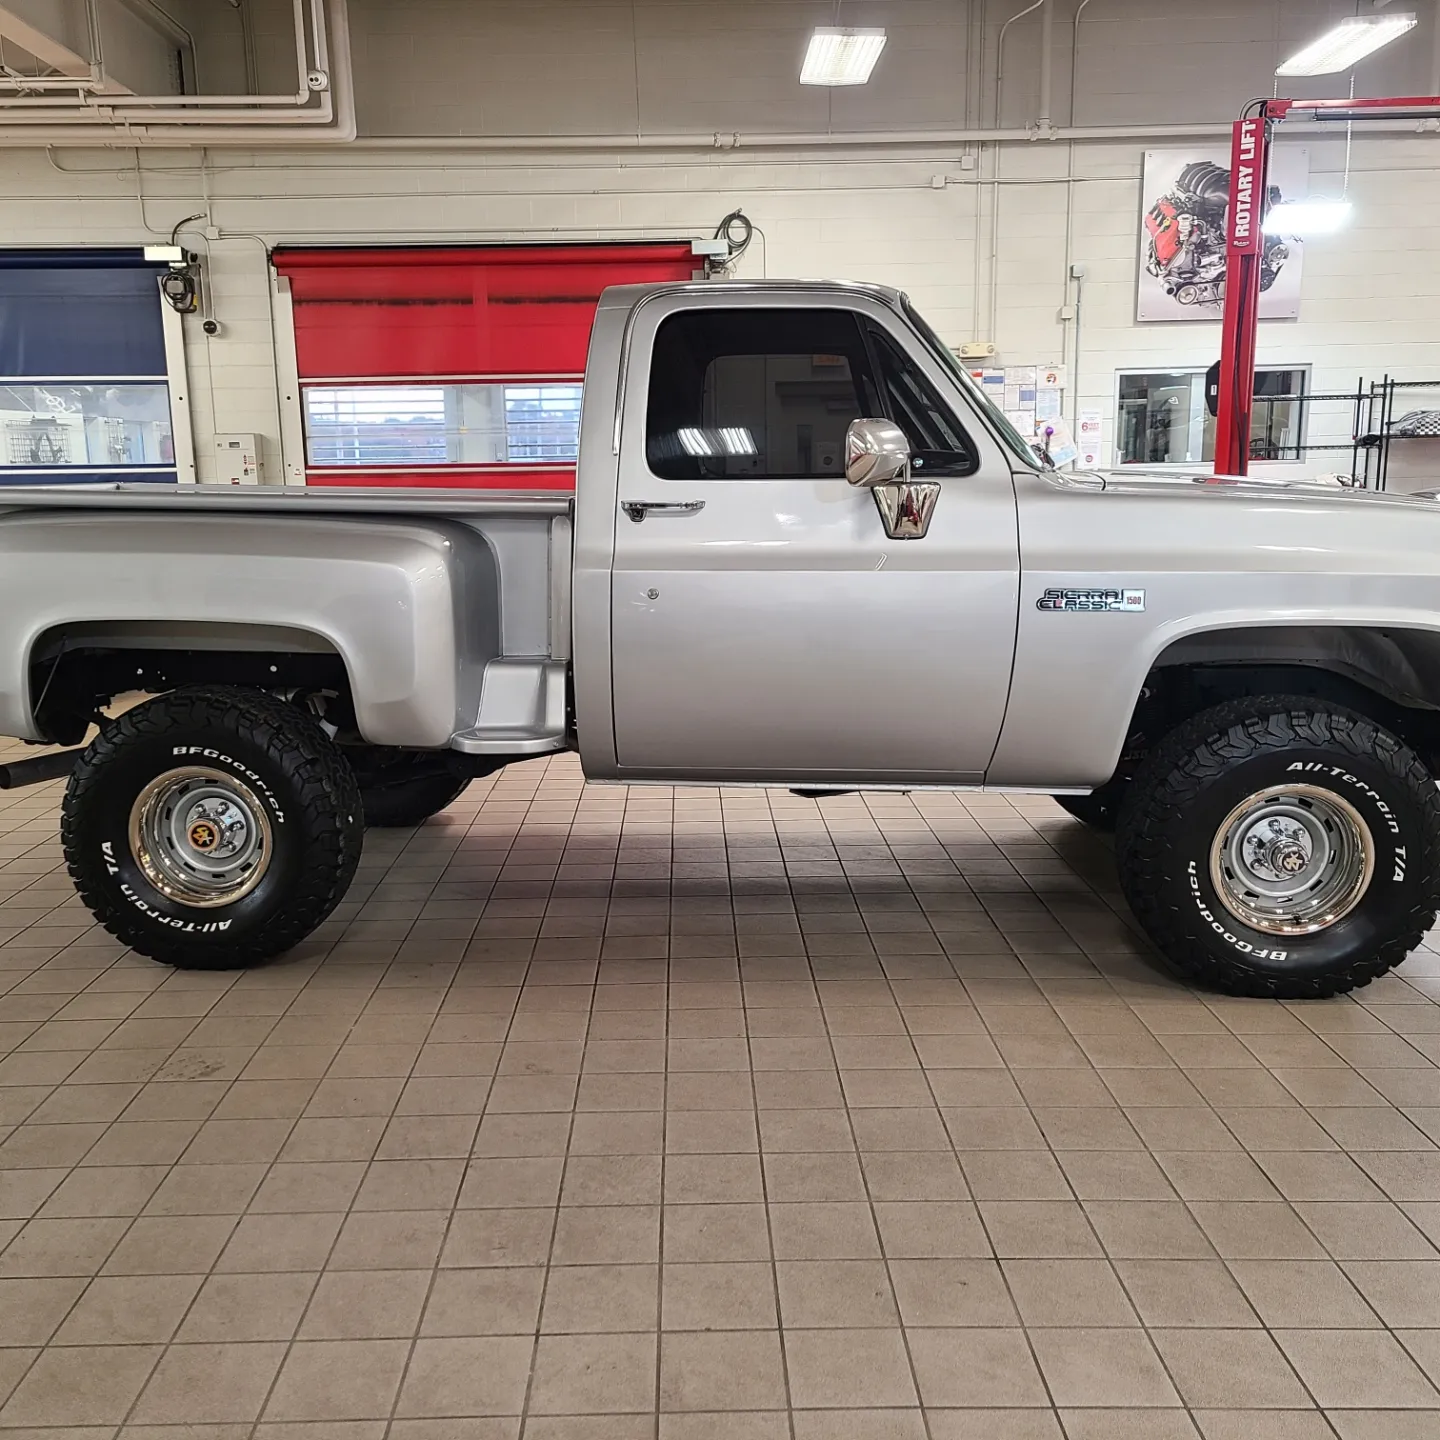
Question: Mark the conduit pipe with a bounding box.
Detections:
[995,0,1045,128]
[3,119,1235,147]
[13,108,1431,147]
[340,122,1238,150]
[1072,0,1095,125]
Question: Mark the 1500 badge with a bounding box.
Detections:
[1037,587,1146,613]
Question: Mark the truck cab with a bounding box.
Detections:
[574,280,1026,787]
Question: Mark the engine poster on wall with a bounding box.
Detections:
[1138,147,1309,322]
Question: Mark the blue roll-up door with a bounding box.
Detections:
[0,249,178,486]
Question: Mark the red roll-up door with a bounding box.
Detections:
[272,242,699,489]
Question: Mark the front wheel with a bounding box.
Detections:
[1117,697,1440,998]
[61,686,363,969]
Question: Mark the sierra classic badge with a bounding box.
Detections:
[1037,587,1146,613]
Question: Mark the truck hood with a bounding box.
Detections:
[1081,467,1440,510]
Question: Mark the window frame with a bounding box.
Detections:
[0,377,178,478]
[641,303,979,483]
[1115,365,1311,468]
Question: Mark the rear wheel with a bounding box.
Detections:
[62,686,362,969]
[1117,697,1440,998]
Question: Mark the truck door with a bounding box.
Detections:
[607,291,1020,785]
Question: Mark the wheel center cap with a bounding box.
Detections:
[1270,841,1308,875]
[188,820,219,851]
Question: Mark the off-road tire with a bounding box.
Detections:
[1056,781,1125,833]
[62,686,363,969]
[1116,696,1440,999]
[361,772,471,828]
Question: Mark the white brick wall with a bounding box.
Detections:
[2,0,1438,480]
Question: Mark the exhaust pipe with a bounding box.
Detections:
[0,748,83,790]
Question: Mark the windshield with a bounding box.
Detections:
[901,297,1042,471]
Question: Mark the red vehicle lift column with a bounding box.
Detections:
[1214,115,1270,477]
[1215,94,1440,477]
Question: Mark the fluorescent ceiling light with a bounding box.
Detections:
[1264,198,1354,235]
[677,427,712,457]
[801,27,887,86]
[1277,13,1417,75]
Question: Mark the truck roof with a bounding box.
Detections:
[597,278,907,308]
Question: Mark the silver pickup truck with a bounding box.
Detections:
[4,279,1440,1001]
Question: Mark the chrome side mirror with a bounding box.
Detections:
[845,418,939,540]
[845,419,911,488]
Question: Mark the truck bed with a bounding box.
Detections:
[0,484,575,757]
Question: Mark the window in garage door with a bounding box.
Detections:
[271,243,699,489]
[0,249,189,486]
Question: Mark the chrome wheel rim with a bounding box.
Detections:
[128,766,272,908]
[1209,783,1374,937]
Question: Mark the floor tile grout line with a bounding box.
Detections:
[745,940,800,1440]
[507,920,589,1437]
[813,936,938,1440]
[649,955,668,1440]
[375,906,523,1440]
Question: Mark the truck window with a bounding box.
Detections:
[900,296,1041,471]
[646,309,880,480]
[865,325,977,477]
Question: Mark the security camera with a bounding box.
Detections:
[201,318,223,338]
[159,268,198,314]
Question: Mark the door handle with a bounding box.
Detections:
[621,500,706,523]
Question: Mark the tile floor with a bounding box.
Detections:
[4,736,1440,1439]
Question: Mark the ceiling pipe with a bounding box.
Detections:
[299,122,1257,149]
[1037,0,1054,132]
[17,109,1426,148]
[0,77,104,90]
[0,0,353,141]
[0,0,317,109]
[84,0,106,89]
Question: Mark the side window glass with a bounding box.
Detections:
[646,309,877,480]
[867,326,977,477]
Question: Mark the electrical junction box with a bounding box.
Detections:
[214,434,261,485]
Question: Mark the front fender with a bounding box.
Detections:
[989,591,1440,789]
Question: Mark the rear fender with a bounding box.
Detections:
[0,513,499,747]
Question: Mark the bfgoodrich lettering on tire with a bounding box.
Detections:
[62,686,363,970]
[1116,696,1440,999]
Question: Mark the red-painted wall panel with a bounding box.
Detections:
[273,242,697,379]
[272,242,697,490]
